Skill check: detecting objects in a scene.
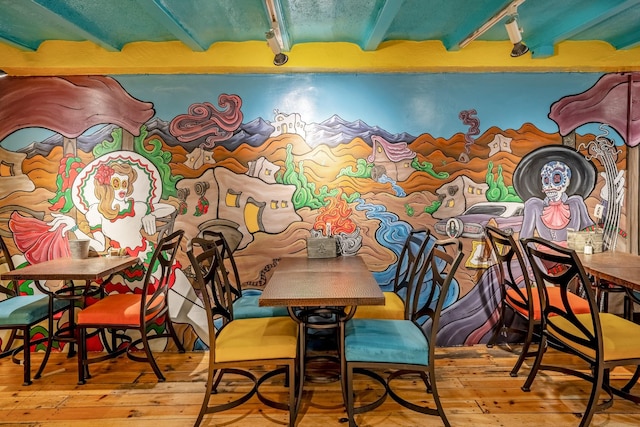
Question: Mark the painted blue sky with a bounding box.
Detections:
[1,72,615,151]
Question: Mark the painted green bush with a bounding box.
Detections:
[485,161,522,202]
[276,144,338,209]
[424,200,442,214]
[411,158,449,179]
[337,159,372,179]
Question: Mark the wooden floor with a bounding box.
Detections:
[1,345,639,426]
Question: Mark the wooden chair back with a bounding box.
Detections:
[485,225,534,317]
[201,230,242,299]
[393,228,431,296]
[141,229,184,326]
[520,237,601,355]
[408,237,464,338]
[189,237,236,325]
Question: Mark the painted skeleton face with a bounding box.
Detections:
[541,161,571,202]
[110,173,130,202]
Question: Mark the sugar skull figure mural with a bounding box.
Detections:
[514,145,596,243]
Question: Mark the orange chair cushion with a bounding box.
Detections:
[549,312,640,362]
[77,294,165,327]
[215,316,298,363]
[352,292,405,320]
[506,287,591,320]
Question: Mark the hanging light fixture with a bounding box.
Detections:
[505,16,529,57]
[458,0,528,57]
[266,29,288,66]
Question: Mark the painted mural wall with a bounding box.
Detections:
[0,72,633,352]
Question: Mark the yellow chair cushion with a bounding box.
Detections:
[352,292,405,320]
[506,287,590,320]
[77,294,165,326]
[215,316,298,363]
[549,312,640,362]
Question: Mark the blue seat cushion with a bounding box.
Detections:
[0,294,66,325]
[345,318,429,366]
[232,293,289,319]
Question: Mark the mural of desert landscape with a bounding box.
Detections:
[4,1,640,425]
[0,72,631,350]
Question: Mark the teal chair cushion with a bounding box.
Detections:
[345,318,428,365]
[232,293,289,319]
[0,294,51,325]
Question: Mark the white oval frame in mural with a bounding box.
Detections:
[71,151,162,214]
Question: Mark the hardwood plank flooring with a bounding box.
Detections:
[0,345,638,426]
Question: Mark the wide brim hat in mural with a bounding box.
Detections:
[71,151,162,214]
[512,145,597,201]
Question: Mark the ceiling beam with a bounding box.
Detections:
[0,35,36,52]
[134,0,206,52]
[363,0,405,51]
[528,0,640,58]
[31,0,120,52]
[616,34,640,51]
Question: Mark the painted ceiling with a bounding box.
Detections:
[1,0,639,59]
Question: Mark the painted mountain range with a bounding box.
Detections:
[17,114,417,156]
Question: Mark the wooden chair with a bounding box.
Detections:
[353,227,431,320]
[195,231,288,322]
[484,225,591,377]
[340,238,464,427]
[0,235,70,385]
[187,240,301,427]
[520,237,640,426]
[622,289,640,390]
[623,288,640,321]
[76,230,186,384]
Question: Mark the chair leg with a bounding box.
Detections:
[521,335,547,392]
[345,364,357,427]
[429,365,451,427]
[580,362,605,427]
[419,371,432,393]
[294,340,304,425]
[77,327,86,385]
[139,330,165,382]
[623,293,634,321]
[299,322,307,390]
[2,329,17,354]
[622,365,640,393]
[21,326,32,386]
[34,307,57,381]
[487,303,507,348]
[287,360,300,427]
[208,368,225,393]
[165,317,185,353]
[510,318,536,377]
[194,358,216,427]
[339,327,348,407]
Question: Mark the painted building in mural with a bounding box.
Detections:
[0,72,632,353]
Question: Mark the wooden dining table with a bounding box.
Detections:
[259,255,385,384]
[1,255,139,356]
[578,250,640,292]
[259,256,385,309]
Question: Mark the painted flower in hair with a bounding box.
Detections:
[95,164,115,186]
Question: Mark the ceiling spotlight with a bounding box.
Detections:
[505,16,529,57]
[266,29,288,66]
